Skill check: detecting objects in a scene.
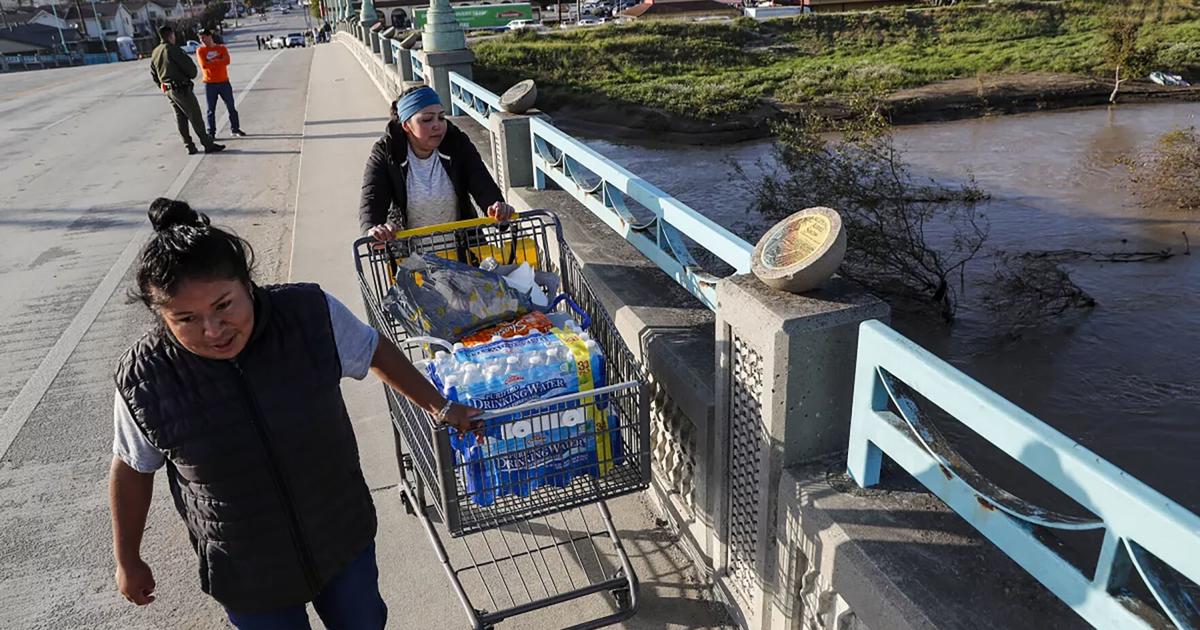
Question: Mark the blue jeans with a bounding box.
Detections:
[225,542,387,630]
[204,81,241,136]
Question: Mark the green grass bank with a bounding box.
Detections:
[472,1,1200,141]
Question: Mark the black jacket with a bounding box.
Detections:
[359,120,504,234]
[114,283,376,613]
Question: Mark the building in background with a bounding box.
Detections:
[0,21,80,53]
[64,2,135,40]
[619,0,739,20]
[801,0,915,11]
[148,0,186,21]
[122,0,153,35]
[26,5,72,30]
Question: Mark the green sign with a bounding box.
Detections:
[412,3,533,29]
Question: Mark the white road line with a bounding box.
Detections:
[0,48,285,460]
[287,49,315,281]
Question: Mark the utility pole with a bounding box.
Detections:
[87,0,109,55]
[49,2,69,53]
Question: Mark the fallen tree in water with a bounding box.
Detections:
[982,256,1096,332]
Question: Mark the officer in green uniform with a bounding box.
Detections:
[150,25,225,155]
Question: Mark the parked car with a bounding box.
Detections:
[269,35,287,48]
[286,32,305,47]
[182,40,200,54]
[576,17,601,26]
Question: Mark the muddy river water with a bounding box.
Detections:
[582,102,1200,513]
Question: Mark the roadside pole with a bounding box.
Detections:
[49,2,69,54]
[87,0,110,57]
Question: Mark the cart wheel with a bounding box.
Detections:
[611,587,631,610]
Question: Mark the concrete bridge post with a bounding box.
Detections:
[488,111,546,193]
[711,274,888,629]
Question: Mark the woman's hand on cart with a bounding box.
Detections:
[368,222,399,242]
[370,337,484,436]
[437,402,484,437]
[487,202,515,223]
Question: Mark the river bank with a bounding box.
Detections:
[473,0,1200,144]
[544,73,1200,145]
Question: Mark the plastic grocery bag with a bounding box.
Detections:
[384,253,532,341]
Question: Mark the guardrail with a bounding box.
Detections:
[847,320,1200,629]
[448,71,499,127]
[529,117,753,309]
[410,50,424,82]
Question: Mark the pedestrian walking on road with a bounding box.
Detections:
[150,26,224,155]
[108,198,481,628]
[360,85,514,240]
[255,34,263,50]
[197,28,246,139]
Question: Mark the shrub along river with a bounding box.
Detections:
[581,102,1200,514]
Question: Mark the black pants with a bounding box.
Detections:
[166,85,212,149]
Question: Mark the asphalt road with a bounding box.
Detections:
[0,13,320,628]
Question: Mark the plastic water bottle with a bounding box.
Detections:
[442,375,459,401]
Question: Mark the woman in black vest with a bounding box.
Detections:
[359,85,515,241]
[108,198,478,628]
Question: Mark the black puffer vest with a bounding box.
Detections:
[114,283,376,613]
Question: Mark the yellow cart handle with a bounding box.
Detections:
[392,212,520,240]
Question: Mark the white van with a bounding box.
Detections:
[507,19,538,30]
[115,36,137,61]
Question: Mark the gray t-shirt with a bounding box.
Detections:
[404,144,458,229]
[112,292,379,473]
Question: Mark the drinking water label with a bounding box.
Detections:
[434,324,624,506]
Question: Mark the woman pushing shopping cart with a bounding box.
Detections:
[354,210,651,629]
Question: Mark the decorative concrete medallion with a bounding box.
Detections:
[751,206,846,293]
[500,80,537,114]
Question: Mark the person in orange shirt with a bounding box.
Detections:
[196,29,246,139]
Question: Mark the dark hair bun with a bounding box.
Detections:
[148,198,208,233]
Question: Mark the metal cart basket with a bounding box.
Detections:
[353,211,651,629]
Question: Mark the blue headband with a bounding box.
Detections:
[396,87,442,123]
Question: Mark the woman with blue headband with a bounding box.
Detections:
[360,85,515,240]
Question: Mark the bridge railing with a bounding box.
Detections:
[848,319,1200,629]
[529,117,753,309]
[448,72,500,127]
[410,50,424,82]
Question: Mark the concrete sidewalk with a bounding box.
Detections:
[289,42,730,629]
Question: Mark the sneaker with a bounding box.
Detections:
[204,143,227,154]
[186,145,198,155]
[232,129,247,137]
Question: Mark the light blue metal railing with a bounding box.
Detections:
[529,117,753,309]
[410,50,424,82]
[848,320,1200,629]
[448,71,500,127]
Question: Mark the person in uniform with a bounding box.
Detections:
[150,25,224,155]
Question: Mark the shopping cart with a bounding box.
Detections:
[353,211,651,629]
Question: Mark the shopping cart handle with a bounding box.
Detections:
[391,212,520,240]
[548,294,591,330]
